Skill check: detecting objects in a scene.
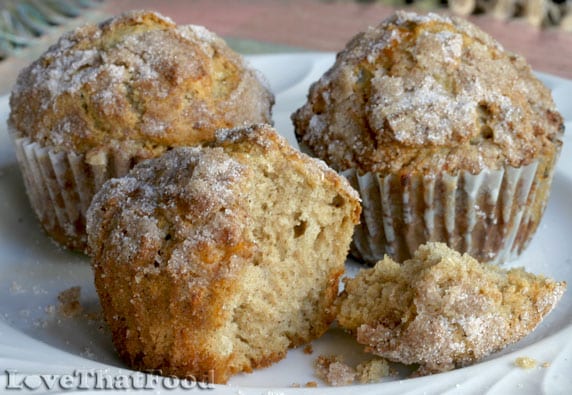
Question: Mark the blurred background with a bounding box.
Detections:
[0,0,571,95]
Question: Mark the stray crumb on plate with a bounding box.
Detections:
[33,318,48,328]
[305,381,318,388]
[10,281,25,295]
[303,344,313,354]
[515,357,537,369]
[44,305,56,315]
[80,347,95,359]
[314,355,356,386]
[57,286,82,318]
[356,358,391,383]
[542,361,551,368]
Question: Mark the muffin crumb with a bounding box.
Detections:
[305,381,318,388]
[314,355,356,386]
[356,358,391,383]
[44,304,56,315]
[515,357,538,369]
[10,281,25,295]
[57,286,82,318]
[303,344,314,355]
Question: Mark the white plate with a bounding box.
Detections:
[1,53,572,395]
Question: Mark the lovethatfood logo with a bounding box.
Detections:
[4,369,215,391]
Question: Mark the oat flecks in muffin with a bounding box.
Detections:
[10,10,274,153]
[293,11,563,175]
[336,242,566,375]
[86,124,361,383]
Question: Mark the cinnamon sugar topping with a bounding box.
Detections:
[336,242,566,375]
[10,10,274,153]
[293,11,563,174]
[87,146,246,270]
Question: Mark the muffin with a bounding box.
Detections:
[9,10,274,251]
[86,124,361,383]
[336,242,566,375]
[292,11,564,264]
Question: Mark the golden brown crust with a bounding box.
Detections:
[87,124,360,383]
[292,11,563,175]
[9,10,274,156]
[336,242,566,374]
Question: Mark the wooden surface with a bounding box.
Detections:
[104,0,572,79]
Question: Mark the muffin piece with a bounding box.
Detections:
[9,10,274,251]
[86,124,361,383]
[313,355,356,386]
[336,242,566,375]
[292,11,564,264]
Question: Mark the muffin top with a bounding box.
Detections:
[292,11,564,175]
[9,10,274,156]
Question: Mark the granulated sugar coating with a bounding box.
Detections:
[86,124,361,383]
[292,11,563,175]
[9,10,274,153]
[336,242,566,375]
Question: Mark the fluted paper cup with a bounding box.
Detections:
[342,158,557,265]
[11,133,149,252]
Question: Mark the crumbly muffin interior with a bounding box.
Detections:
[336,242,566,374]
[224,135,357,372]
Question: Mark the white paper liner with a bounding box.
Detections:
[12,135,139,251]
[343,160,554,265]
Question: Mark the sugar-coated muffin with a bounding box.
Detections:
[86,124,361,383]
[336,242,566,375]
[9,10,274,251]
[292,11,564,264]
